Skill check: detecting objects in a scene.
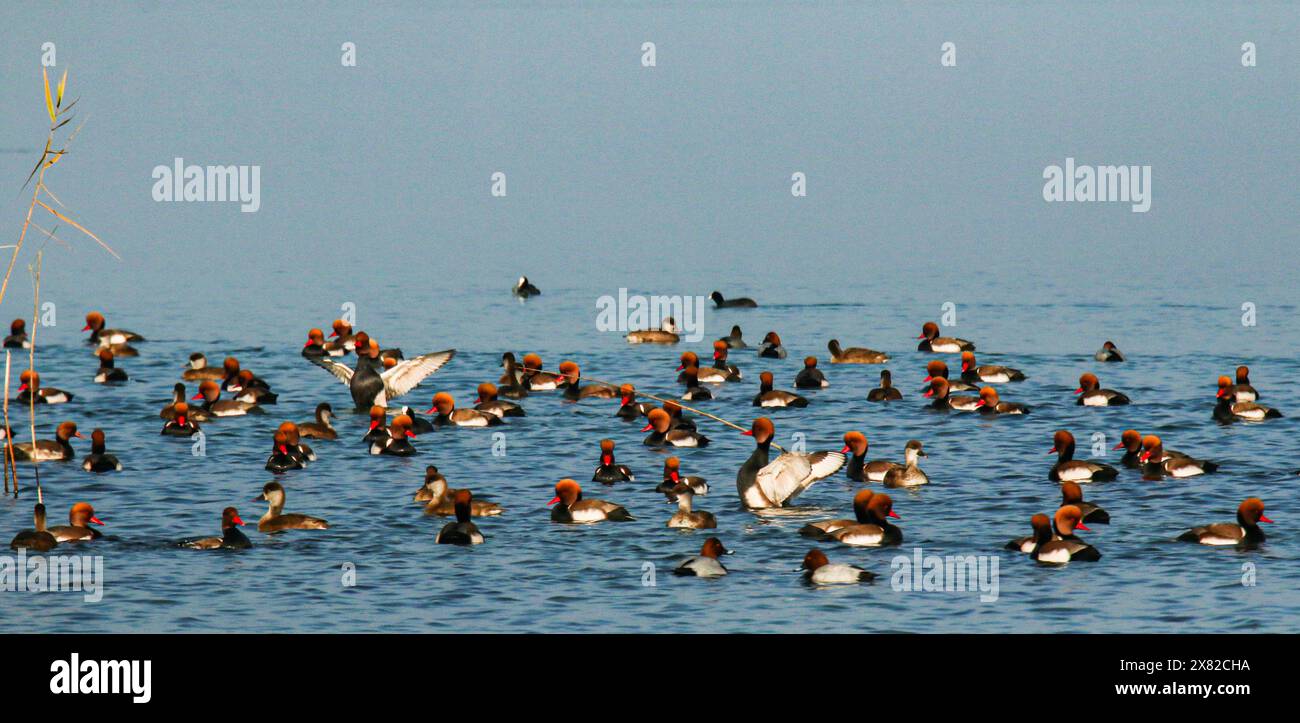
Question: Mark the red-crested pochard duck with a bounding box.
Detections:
[1178,498,1270,546]
[960,351,1025,383]
[182,507,251,550]
[13,421,81,461]
[474,382,525,418]
[793,356,829,389]
[799,489,876,538]
[266,430,306,473]
[841,431,901,482]
[254,481,329,532]
[16,370,72,405]
[328,319,357,351]
[93,348,128,383]
[429,392,502,427]
[916,321,974,353]
[679,366,713,401]
[370,414,418,456]
[513,276,541,297]
[757,331,786,359]
[1094,340,1125,362]
[882,440,929,488]
[311,332,455,410]
[10,503,58,551]
[277,422,315,462]
[232,370,278,405]
[753,371,807,408]
[302,328,346,358]
[674,537,731,577]
[218,358,263,392]
[1114,428,1187,467]
[48,502,105,542]
[1060,481,1108,524]
[717,325,748,349]
[1139,435,1217,478]
[736,417,844,508]
[665,483,716,529]
[677,351,736,384]
[1214,375,1281,422]
[592,439,635,485]
[193,380,261,417]
[656,456,708,495]
[1032,506,1101,563]
[435,489,486,545]
[83,311,144,346]
[800,549,875,584]
[161,402,202,436]
[1075,373,1129,406]
[519,353,563,390]
[710,341,743,380]
[625,317,680,344]
[866,370,903,402]
[824,493,903,546]
[420,468,504,516]
[1049,430,1119,482]
[3,318,29,349]
[710,291,756,308]
[826,338,888,364]
[923,359,980,392]
[361,405,389,444]
[548,479,633,523]
[81,429,122,472]
[1006,513,1055,554]
[615,384,656,420]
[924,377,979,411]
[1227,365,1258,402]
[558,361,617,400]
[297,403,337,440]
[181,353,226,381]
[642,408,709,447]
[976,386,1030,415]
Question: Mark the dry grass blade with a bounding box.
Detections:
[33,198,119,259]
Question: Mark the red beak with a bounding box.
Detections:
[191,392,203,400]
[961,362,969,372]
[232,515,245,526]
[1139,451,1151,461]
[1112,442,1125,450]
[81,324,91,331]
[670,471,679,482]
[923,389,934,398]
[90,516,104,525]
[17,383,27,392]
[1216,388,1226,398]
[1073,388,1083,394]
[712,351,721,360]
[278,445,288,454]
[889,511,900,519]
[741,430,753,436]
[368,420,379,430]
[74,432,84,438]
[1260,515,1274,524]
[675,364,684,371]
[840,445,850,453]
[406,430,416,438]
[424,407,436,414]
[1075,522,1091,532]
[601,455,611,465]
[177,416,187,426]
[329,330,338,338]
[475,397,482,404]
[546,496,560,506]
[923,375,933,382]
[620,396,631,405]
[974,400,986,407]
[916,334,925,339]
[640,423,653,432]
[303,339,312,347]
[1048,447,1057,454]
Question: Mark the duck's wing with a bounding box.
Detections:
[756,451,845,505]
[311,357,355,386]
[381,350,456,399]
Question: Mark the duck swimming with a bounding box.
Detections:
[665,483,716,529]
[1075,373,1129,406]
[916,321,974,353]
[826,338,888,364]
[625,317,680,344]
[960,352,1024,383]
[1138,434,1217,478]
[371,414,418,456]
[1094,340,1125,362]
[512,276,541,297]
[12,421,80,462]
[753,371,808,408]
[93,348,128,383]
[710,291,757,308]
[793,357,829,389]
[16,370,73,405]
[10,503,58,551]
[1214,375,1281,422]
[924,377,979,411]
[474,382,525,418]
[615,384,656,420]
[866,370,903,402]
[254,481,329,532]
[757,332,786,359]
[1178,498,1270,547]
[81,429,122,472]
[593,439,635,484]
[420,469,504,517]
[923,359,980,392]
[800,549,874,585]
[822,493,903,547]
[717,325,747,349]
[161,402,202,436]
[1049,430,1119,482]
[882,440,929,488]
[976,386,1030,415]
[47,502,105,542]
[1006,513,1055,554]
[193,380,262,417]
[435,489,486,545]
[83,311,144,346]
[841,431,901,483]
[429,392,502,427]
[3,318,29,349]
[548,479,633,523]
[674,537,731,577]
[182,353,226,381]
[182,507,251,550]
[297,403,338,440]
[1060,481,1108,524]
[1031,505,1101,564]
[656,456,708,495]
[642,408,709,447]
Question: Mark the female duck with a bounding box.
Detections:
[665,483,716,529]
[182,353,226,381]
[420,469,504,516]
[10,503,58,551]
[81,429,122,472]
[254,481,329,532]
[297,403,338,440]
[882,441,929,488]
[548,479,633,523]
[827,338,888,364]
[1094,341,1125,362]
[625,317,680,344]
[717,325,747,348]
[710,291,757,308]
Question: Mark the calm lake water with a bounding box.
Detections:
[1,2,1297,632]
[2,272,1297,633]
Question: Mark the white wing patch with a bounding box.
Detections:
[382,350,456,399]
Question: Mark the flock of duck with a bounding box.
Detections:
[3,286,1281,585]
